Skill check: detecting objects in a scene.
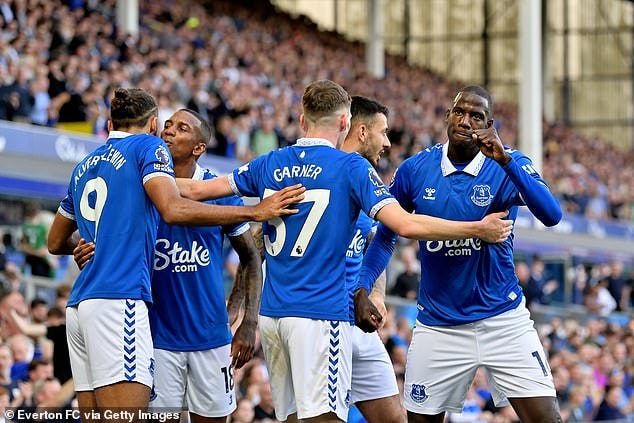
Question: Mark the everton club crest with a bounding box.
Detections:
[470,184,493,207]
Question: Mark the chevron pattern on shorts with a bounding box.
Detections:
[123,300,137,381]
[327,320,340,411]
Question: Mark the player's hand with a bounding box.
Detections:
[368,290,387,329]
[478,211,513,243]
[253,184,306,222]
[472,126,511,166]
[73,238,94,270]
[354,288,383,333]
[230,319,256,370]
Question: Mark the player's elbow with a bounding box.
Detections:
[540,204,563,227]
[47,237,66,255]
[541,210,562,227]
[391,220,418,239]
[159,207,182,225]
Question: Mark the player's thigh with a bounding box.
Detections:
[66,306,91,392]
[279,317,352,422]
[186,345,236,418]
[350,327,399,404]
[79,299,154,390]
[356,394,405,423]
[149,349,187,410]
[479,304,556,402]
[403,321,478,415]
[259,315,296,421]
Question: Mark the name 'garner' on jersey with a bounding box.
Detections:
[228,138,396,322]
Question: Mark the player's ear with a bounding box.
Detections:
[149,115,158,135]
[299,114,307,132]
[339,111,350,132]
[107,120,113,132]
[193,142,206,157]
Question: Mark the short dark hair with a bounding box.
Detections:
[47,307,64,319]
[30,298,48,309]
[350,95,389,128]
[28,359,50,372]
[178,108,212,145]
[109,88,158,130]
[456,85,493,116]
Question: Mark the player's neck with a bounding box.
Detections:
[447,141,479,163]
[173,161,197,179]
[340,139,357,154]
[303,129,338,147]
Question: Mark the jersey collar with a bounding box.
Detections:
[295,137,335,148]
[192,164,205,181]
[107,130,134,140]
[441,141,486,177]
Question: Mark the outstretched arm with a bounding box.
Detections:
[375,203,513,243]
[176,175,234,201]
[146,176,305,225]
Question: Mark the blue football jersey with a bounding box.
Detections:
[345,212,375,322]
[59,131,174,307]
[389,142,553,325]
[229,138,396,321]
[150,166,249,351]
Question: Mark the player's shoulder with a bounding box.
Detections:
[398,143,441,172]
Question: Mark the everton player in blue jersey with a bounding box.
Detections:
[340,96,405,423]
[177,80,512,423]
[356,85,563,423]
[47,88,304,419]
[73,108,262,423]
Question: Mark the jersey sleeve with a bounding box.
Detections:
[348,155,397,219]
[58,186,76,221]
[139,136,175,184]
[504,150,562,227]
[229,159,263,197]
[358,223,398,292]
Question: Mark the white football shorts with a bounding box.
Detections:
[350,326,399,404]
[404,301,555,414]
[67,299,154,391]
[150,345,236,417]
[259,316,352,422]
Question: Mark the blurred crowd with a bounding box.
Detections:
[0,0,633,223]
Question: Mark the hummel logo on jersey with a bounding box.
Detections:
[470,184,493,207]
[423,187,436,200]
[237,163,249,174]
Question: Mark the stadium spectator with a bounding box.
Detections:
[389,245,420,300]
[19,202,56,278]
[47,87,302,416]
[357,85,563,423]
[178,79,512,422]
